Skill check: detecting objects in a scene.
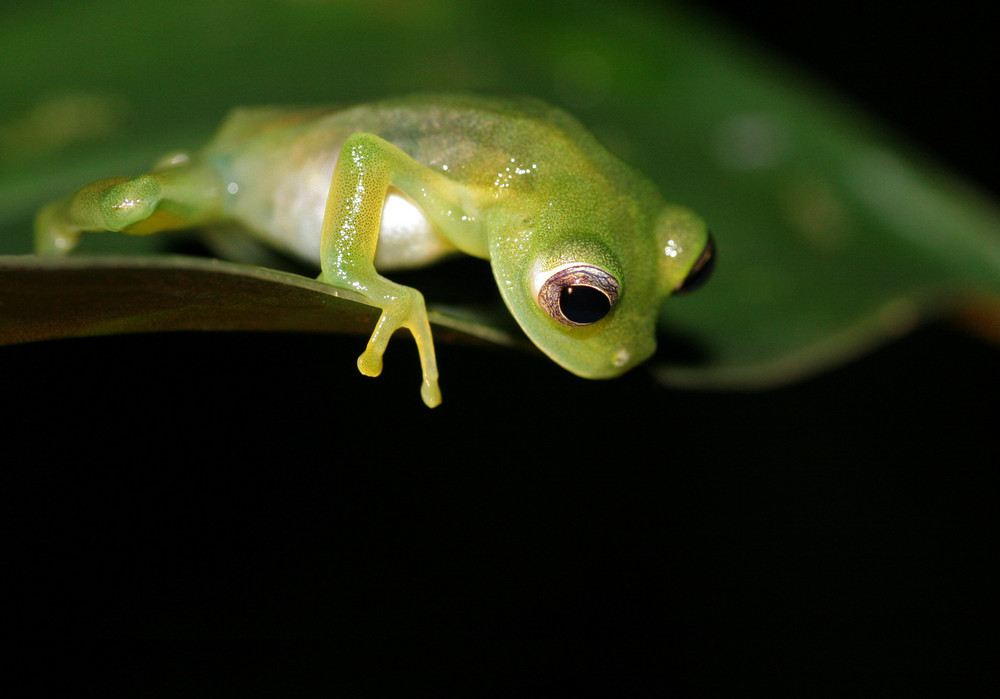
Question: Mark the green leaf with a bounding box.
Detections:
[0,255,526,350]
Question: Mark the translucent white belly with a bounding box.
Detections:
[228,150,456,271]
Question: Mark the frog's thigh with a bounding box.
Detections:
[317,132,444,408]
[34,163,225,254]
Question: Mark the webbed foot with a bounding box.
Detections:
[327,277,441,408]
[33,175,164,255]
[361,293,441,408]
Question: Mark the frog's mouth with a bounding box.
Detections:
[491,266,654,380]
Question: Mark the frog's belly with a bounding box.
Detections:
[225,151,455,271]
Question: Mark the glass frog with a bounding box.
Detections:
[34,94,714,407]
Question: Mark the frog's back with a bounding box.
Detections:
[204,95,605,177]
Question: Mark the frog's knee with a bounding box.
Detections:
[100,174,162,231]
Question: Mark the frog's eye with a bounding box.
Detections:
[536,263,620,326]
[674,233,715,294]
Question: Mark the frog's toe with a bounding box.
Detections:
[357,346,384,377]
[33,201,78,255]
[420,377,442,408]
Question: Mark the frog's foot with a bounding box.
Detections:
[33,174,165,255]
[355,289,442,408]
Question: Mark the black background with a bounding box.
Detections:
[5,1,996,694]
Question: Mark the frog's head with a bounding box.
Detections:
[487,203,713,379]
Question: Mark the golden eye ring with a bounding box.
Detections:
[536,263,620,326]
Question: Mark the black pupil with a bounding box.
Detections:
[560,285,611,324]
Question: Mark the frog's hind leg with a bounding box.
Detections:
[34,162,226,255]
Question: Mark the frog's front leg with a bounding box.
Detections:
[34,163,225,254]
[318,133,466,408]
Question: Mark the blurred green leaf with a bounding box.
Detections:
[1,0,997,388]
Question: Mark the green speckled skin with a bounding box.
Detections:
[34,94,711,407]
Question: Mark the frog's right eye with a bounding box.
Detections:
[535,263,620,326]
[674,233,715,295]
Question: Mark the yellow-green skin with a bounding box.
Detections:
[34,95,710,407]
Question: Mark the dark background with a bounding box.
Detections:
[5,1,996,693]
